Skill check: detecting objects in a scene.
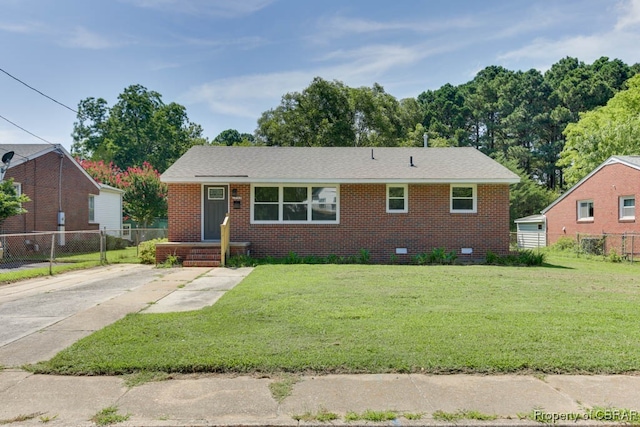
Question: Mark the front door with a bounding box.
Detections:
[203,185,228,240]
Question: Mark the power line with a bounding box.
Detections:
[0,113,58,145]
[0,67,79,115]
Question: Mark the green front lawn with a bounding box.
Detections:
[0,247,140,284]
[31,254,640,375]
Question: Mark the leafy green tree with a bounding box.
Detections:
[256,77,355,147]
[72,84,208,173]
[120,162,168,228]
[256,78,424,147]
[213,129,255,146]
[418,83,469,146]
[558,74,640,186]
[0,179,30,228]
[494,154,557,228]
[350,83,405,146]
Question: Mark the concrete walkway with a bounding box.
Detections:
[1,266,639,426]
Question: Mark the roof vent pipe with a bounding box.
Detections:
[423,133,428,148]
[410,156,415,167]
[371,149,374,160]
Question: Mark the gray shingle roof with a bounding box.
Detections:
[613,155,640,168]
[0,144,57,166]
[0,143,101,190]
[162,146,520,184]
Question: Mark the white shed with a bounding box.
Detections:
[514,215,546,249]
[93,184,124,236]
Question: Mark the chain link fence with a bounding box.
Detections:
[0,228,167,274]
[511,231,640,262]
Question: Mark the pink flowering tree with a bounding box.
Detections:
[119,162,168,228]
[79,159,167,228]
[77,159,122,188]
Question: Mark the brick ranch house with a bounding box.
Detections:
[157,146,519,265]
[0,143,123,235]
[542,155,640,250]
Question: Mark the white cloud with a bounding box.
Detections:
[64,27,119,49]
[0,21,45,34]
[185,71,312,118]
[183,39,454,121]
[176,35,267,50]
[498,0,640,69]
[312,14,478,43]
[615,0,640,30]
[124,0,275,18]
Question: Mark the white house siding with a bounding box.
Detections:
[95,186,123,236]
[516,222,546,249]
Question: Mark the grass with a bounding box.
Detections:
[90,406,130,426]
[346,410,398,422]
[0,413,42,425]
[268,374,299,403]
[293,408,339,422]
[29,253,640,375]
[38,414,58,423]
[0,247,139,283]
[433,409,498,422]
[123,371,171,388]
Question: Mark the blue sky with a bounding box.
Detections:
[1,0,639,151]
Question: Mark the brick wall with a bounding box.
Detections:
[167,183,201,241]
[545,162,640,244]
[167,182,511,263]
[3,152,100,233]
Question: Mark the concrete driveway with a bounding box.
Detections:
[0,264,159,348]
[0,264,242,367]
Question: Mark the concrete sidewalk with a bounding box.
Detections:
[1,371,639,426]
[1,266,639,426]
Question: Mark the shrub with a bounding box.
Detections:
[608,248,623,263]
[356,249,371,264]
[226,254,259,267]
[485,250,499,264]
[551,236,577,252]
[517,250,545,266]
[412,252,429,265]
[485,250,545,266]
[138,238,167,264]
[105,235,130,250]
[428,247,447,264]
[284,251,303,264]
[413,248,457,265]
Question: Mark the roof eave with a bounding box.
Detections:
[162,177,520,184]
[541,156,632,214]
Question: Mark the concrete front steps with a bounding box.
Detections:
[182,247,221,267]
[155,242,251,267]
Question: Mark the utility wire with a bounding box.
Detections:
[0,113,58,145]
[0,67,79,115]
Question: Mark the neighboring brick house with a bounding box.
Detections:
[158,146,519,265]
[542,156,640,247]
[0,144,121,234]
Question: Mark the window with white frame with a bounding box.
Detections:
[252,185,338,223]
[12,182,22,207]
[88,194,96,223]
[450,184,477,213]
[620,196,635,220]
[387,184,408,213]
[577,200,594,221]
